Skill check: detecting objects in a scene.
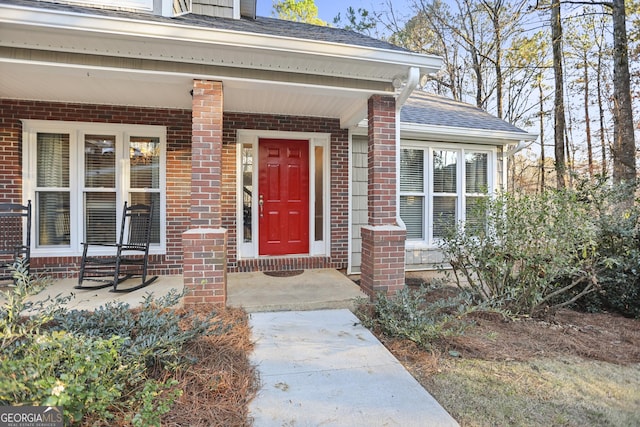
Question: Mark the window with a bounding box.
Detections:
[400,148,425,239]
[23,121,166,256]
[241,144,253,243]
[399,144,493,246]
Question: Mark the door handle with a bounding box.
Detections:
[259,195,264,218]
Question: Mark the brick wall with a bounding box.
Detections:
[0,99,350,276]
[0,98,192,278]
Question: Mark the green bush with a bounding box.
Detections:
[0,263,227,425]
[0,331,128,423]
[53,290,227,370]
[439,189,600,316]
[567,181,640,318]
[356,284,476,349]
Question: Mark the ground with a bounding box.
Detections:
[161,306,260,427]
[376,283,640,426]
[158,285,640,426]
[381,301,640,369]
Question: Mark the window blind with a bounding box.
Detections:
[36,133,70,246]
[400,149,424,192]
[400,196,424,239]
[433,150,457,193]
[465,152,488,193]
[433,196,457,238]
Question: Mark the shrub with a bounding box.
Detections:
[53,290,228,370]
[0,263,229,425]
[439,189,600,316]
[0,331,128,423]
[568,181,640,318]
[356,284,476,349]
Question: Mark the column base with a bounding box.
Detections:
[182,228,227,306]
[360,225,406,299]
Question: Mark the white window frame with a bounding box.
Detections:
[236,129,331,259]
[400,141,496,249]
[22,120,166,257]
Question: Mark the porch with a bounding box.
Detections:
[26,269,365,313]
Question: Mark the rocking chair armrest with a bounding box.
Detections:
[81,242,119,249]
[13,245,29,256]
[118,243,149,251]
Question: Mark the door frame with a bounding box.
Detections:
[236,129,331,260]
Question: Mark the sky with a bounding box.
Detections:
[255,0,399,23]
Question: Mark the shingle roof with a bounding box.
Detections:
[402,91,528,134]
[5,0,408,52]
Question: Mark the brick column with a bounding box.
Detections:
[360,95,406,298]
[182,80,228,305]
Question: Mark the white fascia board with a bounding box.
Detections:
[0,3,443,79]
[400,123,538,146]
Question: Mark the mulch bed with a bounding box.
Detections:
[162,306,260,427]
[442,308,640,364]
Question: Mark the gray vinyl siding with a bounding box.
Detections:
[192,0,233,18]
[350,136,368,274]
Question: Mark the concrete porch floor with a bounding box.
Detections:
[21,269,365,313]
[227,269,365,312]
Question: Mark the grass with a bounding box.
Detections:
[424,357,640,427]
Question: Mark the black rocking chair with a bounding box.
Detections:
[0,201,32,284]
[76,201,158,292]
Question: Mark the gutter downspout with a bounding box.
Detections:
[504,140,533,157]
[502,136,537,192]
[395,67,420,229]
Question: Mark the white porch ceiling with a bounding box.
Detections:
[0,60,372,124]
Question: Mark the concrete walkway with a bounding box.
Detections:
[249,309,459,427]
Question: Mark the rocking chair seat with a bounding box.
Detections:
[76,201,158,292]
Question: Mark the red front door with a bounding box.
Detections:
[258,139,310,256]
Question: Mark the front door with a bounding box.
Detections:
[258,139,309,256]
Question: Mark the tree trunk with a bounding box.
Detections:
[551,0,566,188]
[539,75,546,193]
[583,54,594,177]
[596,42,607,177]
[611,0,636,186]
[488,1,503,119]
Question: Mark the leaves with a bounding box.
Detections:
[439,187,601,315]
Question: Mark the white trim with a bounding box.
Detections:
[351,121,537,145]
[61,0,154,12]
[233,0,241,19]
[21,120,166,258]
[347,132,354,275]
[400,123,538,145]
[236,129,331,260]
